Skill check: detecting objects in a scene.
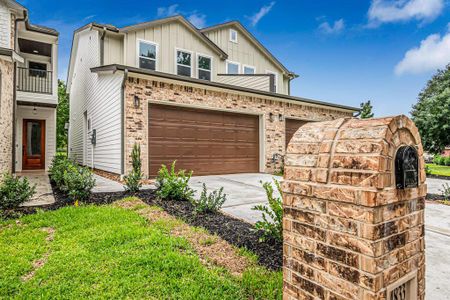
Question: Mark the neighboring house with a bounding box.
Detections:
[67,15,358,177]
[0,0,58,174]
[442,146,450,157]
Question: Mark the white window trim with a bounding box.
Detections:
[266,70,278,92]
[226,60,240,74]
[175,48,194,77]
[136,39,159,70]
[229,29,238,43]
[243,64,256,75]
[196,53,213,81]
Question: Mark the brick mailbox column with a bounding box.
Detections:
[282,116,426,300]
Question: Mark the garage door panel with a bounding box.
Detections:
[149,104,259,176]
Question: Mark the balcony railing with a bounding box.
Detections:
[16,67,53,94]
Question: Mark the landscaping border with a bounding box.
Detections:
[427,174,450,181]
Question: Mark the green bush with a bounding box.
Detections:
[64,166,96,202]
[156,161,194,201]
[252,179,283,242]
[433,155,448,166]
[425,165,431,175]
[49,156,95,202]
[124,143,143,193]
[440,183,450,200]
[0,173,36,210]
[445,156,450,166]
[191,183,227,213]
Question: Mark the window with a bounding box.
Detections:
[28,61,47,77]
[226,61,240,74]
[138,40,157,70]
[266,70,278,92]
[197,55,212,81]
[243,65,255,74]
[230,29,238,43]
[176,50,192,77]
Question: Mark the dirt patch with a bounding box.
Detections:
[118,199,252,276]
[21,227,55,282]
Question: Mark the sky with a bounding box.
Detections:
[19,0,450,116]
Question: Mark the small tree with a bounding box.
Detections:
[124,143,143,193]
[57,80,69,150]
[360,100,374,119]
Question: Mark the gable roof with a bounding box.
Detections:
[201,21,297,79]
[120,15,228,60]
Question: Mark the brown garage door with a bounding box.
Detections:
[148,104,260,176]
[286,118,308,148]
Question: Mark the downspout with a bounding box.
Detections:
[120,68,129,176]
[12,10,28,173]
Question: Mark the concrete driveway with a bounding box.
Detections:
[189,173,281,223]
[189,174,450,300]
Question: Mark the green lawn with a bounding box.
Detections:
[0,203,281,299]
[427,164,450,177]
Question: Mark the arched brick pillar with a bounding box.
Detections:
[282,116,426,300]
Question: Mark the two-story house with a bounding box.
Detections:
[67,15,357,178]
[0,0,58,174]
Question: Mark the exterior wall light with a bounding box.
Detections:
[134,95,140,108]
[269,112,274,122]
[279,114,284,122]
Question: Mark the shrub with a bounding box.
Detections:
[191,183,227,213]
[0,173,36,210]
[445,156,450,166]
[252,179,283,242]
[49,155,95,202]
[124,143,143,193]
[424,165,431,175]
[156,161,194,201]
[64,166,96,202]
[433,155,444,165]
[440,183,450,200]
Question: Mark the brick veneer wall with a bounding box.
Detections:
[0,58,14,173]
[282,116,426,300]
[124,77,352,176]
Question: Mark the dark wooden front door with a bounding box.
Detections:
[23,119,45,170]
[285,118,308,148]
[148,104,260,176]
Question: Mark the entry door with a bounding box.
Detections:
[23,119,46,170]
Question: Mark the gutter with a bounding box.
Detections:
[120,68,129,176]
[12,10,29,173]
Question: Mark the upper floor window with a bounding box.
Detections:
[243,65,255,75]
[197,55,212,81]
[266,70,278,93]
[138,40,157,70]
[226,61,240,74]
[29,61,47,78]
[176,49,192,77]
[230,29,238,43]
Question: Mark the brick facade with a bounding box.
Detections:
[0,58,14,173]
[283,116,426,299]
[124,76,352,176]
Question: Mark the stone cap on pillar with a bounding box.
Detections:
[283,115,427,207]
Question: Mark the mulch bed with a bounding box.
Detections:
[3,178,282,271]
[141,197,282,270]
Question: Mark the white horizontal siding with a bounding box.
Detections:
[68,29,123,174]
[216,75,271,92]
